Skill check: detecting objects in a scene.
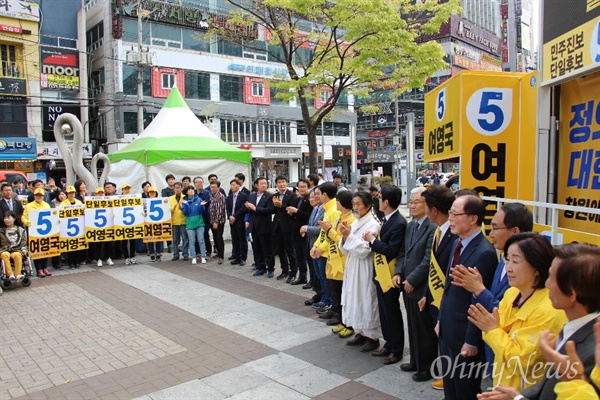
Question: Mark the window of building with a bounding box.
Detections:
[122,65,152,96]
[151,23,181,48]
[184,71,210,100]
[161,73,175,89]
[123,111,157,134]
[319,89,330,104]
[217,38,242,57]
[0,43,21,78]
[252,81,264,97]
[86,22,104,52]
[270,87,287,106]
[220,119,290,144]
[219,75,243,102]
[295,46,314,65]
[0,98,27,137]
[182,28,210,52]
[243,40,267,60]
[40,35,77,49]
[90,68,105,94]
[267,43,286,63]
[122,18,150,44]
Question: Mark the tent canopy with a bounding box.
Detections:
[107,87,251,166]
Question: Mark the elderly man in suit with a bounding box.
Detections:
[364,185,407,365]
[479,242,600,400]
[1,183,24,227]
[287,178,313,285]
[437,194,498,400]
[245,177,275,278]
[271,175,298,281]
[392,187,437,380]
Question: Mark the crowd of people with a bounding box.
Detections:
[1,172,600,400]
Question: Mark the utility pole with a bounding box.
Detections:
[136,0,144,134]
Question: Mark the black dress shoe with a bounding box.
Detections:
[360,338,380,353]
[412,371,433,382]
[383,354,402,365]
[276,273,288,280]
[239,260,245,266]
[318,310,335,319]
[286,276,295,284]
[400,363,417,372]
[230,259,240,265]
[346,334,366,346]
[326,315,341,325]
[304,299,316,306]
[228,256,236,260]
[301,283,312,289]
[291,278,307,285]
[371,347,392,357]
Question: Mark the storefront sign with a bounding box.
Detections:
[333,145,368,160]
[227,63,288,78]
[0,0,40,22]
[268,147,301,157]
[453,54,502,72]
[0,77,26,96]
[119,0,257,38]
[557,71,600,232]
[42,103,81,131]
[0,138,36,161]
[37,142,92,160]
[542,2,600,83]
[0,24,22,33]
[367,151,395,162]
[40,47,80,90]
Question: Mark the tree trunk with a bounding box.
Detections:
[306,127,318,175]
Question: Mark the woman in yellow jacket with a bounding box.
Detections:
[22,188,53,277]
[317,190,355,329]
[468,233,567,390]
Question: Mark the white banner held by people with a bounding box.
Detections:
[28,208,60,260]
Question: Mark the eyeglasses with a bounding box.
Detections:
[408,200,424,205]
[448,211,472,217]
[490,225,511,231]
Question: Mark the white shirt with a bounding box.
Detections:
[555,312,600,350]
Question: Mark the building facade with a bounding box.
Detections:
[84,0,354,184]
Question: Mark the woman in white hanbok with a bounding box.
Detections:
[339,191,382,351]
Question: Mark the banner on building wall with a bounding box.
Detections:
[557,71,600,232]
[0,138,36,161]
[0,0,40,22]
[40,47,80,90]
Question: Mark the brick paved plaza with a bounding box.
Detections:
[1,239,454,400]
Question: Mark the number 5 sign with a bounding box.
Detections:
[113,195,144,240]
[143,198,172,242]
[85,196,115,242]
[28,209,61,260]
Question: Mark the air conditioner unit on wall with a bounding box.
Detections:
[125,51,137,65]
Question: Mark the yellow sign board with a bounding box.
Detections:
[424,76,461,161]
[557,71,600,233]
[542,16,600,83]
[425,71,538,225]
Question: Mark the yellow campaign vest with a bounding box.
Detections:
[428,227,445,308]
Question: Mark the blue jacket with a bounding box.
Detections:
[181,194,205,229]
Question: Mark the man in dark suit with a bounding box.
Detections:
[1,183,24,226]
[418,185,456,391]
[245,177,275,277]
[235,173,251,196]
[450,202,533,376]
[480,243,600,400]
[226,178,248,266]
[12,179,30,196]
[437,195,498,400]
[286,178,313,285]
[364,185,407,365]
[393,187,437,380]
[271,175,298,281]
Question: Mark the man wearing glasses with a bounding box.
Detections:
[450,202,533,375]
[436,195,498,400]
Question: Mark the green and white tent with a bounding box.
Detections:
[108,87,251,192]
